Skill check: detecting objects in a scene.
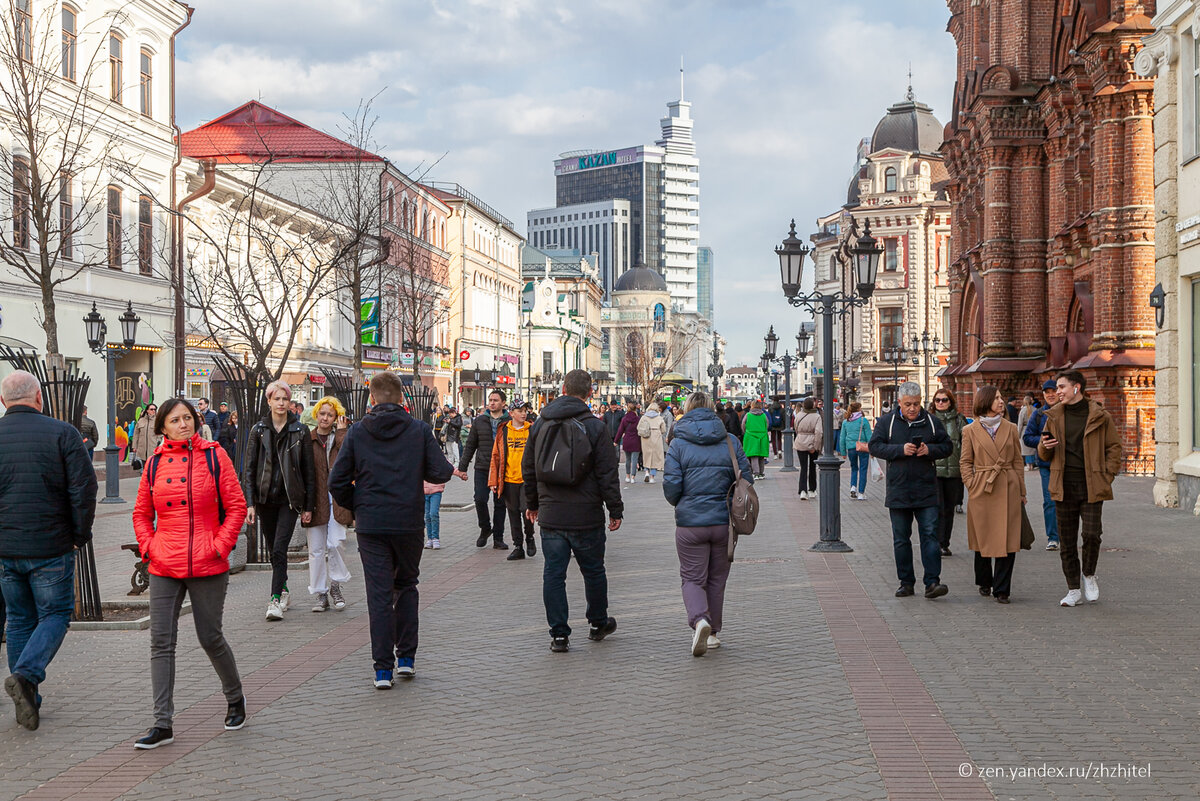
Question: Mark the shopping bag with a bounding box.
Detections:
[870,457,884,482]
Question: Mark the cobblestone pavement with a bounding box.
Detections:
[0,459,1197,800]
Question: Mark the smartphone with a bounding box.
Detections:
[911,435,924,446]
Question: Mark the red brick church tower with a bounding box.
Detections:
[940,0,1157,471]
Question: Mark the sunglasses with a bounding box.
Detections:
[934,397,951,403]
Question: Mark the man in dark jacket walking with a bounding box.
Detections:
[0,371,98,730]
[330,371,454,688]
[454,390,510,548]
[1022,379,1061,550]
[869,382,953,600]
[522,370,623,653]
[77,406,99,458]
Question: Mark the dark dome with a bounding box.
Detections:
[870,91,943,154]
[846,173,861,207]
[613,264,668,293]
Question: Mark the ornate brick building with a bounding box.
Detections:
[940,0,1157,472]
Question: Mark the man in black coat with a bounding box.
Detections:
[522,370,623,653]
[453,389,510,548]
[77,406,99,458]
[0,371,98,730]
[869,382,953,601]
[329,371,453,688]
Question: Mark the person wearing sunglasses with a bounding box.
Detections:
[930,390,969,557]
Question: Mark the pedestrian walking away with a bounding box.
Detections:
[615,401,642,484]
[959,386,1025,604]
[664,392,752,657]
[637,402,668,483]
[243,381,316,621]
[930,389,969,555]
[0,371,98,732]
[768,401,784,458]
[302,397,353,613]
[741,400,769,478]
[424,479,445,550]
[793,398,822,499]
[868,382,953,599]
[1037,370,1122,608]
[442,407,464,465]
[77,405,99,458]
[1017,393,1038,471]
[838,402,872,500]
[1023,380,1062,550]
[130,398,248,749]
[454,390,510,549]
[329,371,455,689]
[489,401,537,560]
[522,369,623,653]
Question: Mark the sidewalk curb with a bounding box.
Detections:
[73,601,192,631]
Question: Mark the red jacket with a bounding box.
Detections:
[132,434,247,579]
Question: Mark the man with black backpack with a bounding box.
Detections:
[522,369,623,653]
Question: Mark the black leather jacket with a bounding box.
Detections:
[243,413,315,512]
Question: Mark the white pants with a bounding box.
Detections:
[307,503,351,595]
[445,438,461,464]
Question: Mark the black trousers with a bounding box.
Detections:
[770,429,782,456]
[357,531,423,670]
[1055,471,1103,589]
[797,450,818,493]
[257,502,298,597]
[974,552,1016,596]
[473,469,507,542]
[501,482,534,546]
[936,477,964,548]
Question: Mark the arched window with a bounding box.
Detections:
[386,187,394,223]
[828,254,838,281]
[107,185,122,268]
[13,157,30,251]
[653,303,665,332]
[15,0,31,62]
[61,6,77,80]
[884,167,897,193]
[109,33,123,103]
[627,332,642,358]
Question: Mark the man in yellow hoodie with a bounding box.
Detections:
[489,402,536,560]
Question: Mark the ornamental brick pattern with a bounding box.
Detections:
[941,1,1157,470]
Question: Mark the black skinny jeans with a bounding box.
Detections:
[797,450,818,493]
[936,476,964,549]
[257,502,298,597]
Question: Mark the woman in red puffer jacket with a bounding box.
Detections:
[131,398,247,750]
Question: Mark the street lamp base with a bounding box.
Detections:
[99,497,127,505]
[780,466,798,473]
[809,539,854,553]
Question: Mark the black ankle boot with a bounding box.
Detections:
[224,696,246,731]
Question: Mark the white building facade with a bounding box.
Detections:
[526,199,631,300]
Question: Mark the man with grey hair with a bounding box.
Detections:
[869,381,953,600]
[0,370,97,730]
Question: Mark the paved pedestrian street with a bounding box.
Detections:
[1,467,1197,801]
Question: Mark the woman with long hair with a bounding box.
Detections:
[793,398,822,499]
[132,403,159,464]
[741,399,770,478]
[614,401,642,484]
[131,398,248,749]
[301,396,353,612]
[837,401,872,500]
[930,388,970,556]
[637,402,668,483]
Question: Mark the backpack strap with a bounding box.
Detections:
[725,436,742,481]
[205,447,226,524]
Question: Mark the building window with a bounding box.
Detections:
[879,307,904,352]
[139,49,152,117]
[653,303,665,332]
[884,238,899,271]
[13,157,30,251]
[942,306,951,350]
[829,254,838,282]
[138,195,152,274]
[109,34,123,103]
[386,187,394,223]
[627,332,642,358]
[107,185,122,269]
[654,342,666,359]
[885,167,897,193]
[62,6,77,80]
[542,351,553,377]
[59,174,73,260]
[15,0,31,62]
[1194,33,1200,157]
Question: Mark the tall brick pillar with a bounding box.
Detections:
[1013,145,1047,356]
[981,146,1014,355]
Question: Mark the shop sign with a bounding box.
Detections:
[497,354,519,364]
[439,359,452,369]
[459,349,470,361]
[307,374,326,385]
[363,346,393,363]
[400,352,415,367]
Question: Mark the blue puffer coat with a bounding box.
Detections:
[663,408,753,527]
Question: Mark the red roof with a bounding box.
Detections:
[179,101,384,163]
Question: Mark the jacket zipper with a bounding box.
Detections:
[187,441,195,578]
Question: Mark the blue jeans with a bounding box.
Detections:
[540,527,608,638]
[624,450,638,477]
[889,507,941,588]
[1039,466,1059,542]
[424,493,442,540]
[1,551,76,689]
[473,469,506,542]
[848,452,869,493]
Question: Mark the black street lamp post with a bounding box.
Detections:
[911,330,940,398]
[706,331,723,400]
[776,219,880,552]
[878,346,910,407]
[764,325,800,472]
[84,301,140,504]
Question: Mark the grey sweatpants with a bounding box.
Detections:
[149,572,242,728]
[675,525,732,632]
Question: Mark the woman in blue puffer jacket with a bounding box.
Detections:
[663,391,752,658]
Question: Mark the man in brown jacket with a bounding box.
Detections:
[1037,370,1122,608]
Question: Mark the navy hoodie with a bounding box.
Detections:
[328,403,454,535]
[663,408,752,527]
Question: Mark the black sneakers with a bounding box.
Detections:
[894,584,915,597]
[550,637,569,653]
[924,583,949,599]
[224,696,246,731]
[476,529,490,547]
[506,548,526,561]
[588,617,618,641]
[4,674,38,731]
[134,727,174,749]
[525,536,537,557]
[492,540,509,550]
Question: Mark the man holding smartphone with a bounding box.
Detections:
[869,382,954,599]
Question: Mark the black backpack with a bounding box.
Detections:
[533,413,595,486]
[147,447,227,525]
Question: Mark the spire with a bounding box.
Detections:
[680,56,685,102]
[906,64,914,101]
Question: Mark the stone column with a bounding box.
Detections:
[981,145,1014,355]
[1013,145,1047,356]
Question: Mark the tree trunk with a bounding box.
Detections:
[40,274,60,356]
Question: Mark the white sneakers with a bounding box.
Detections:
[648,476,655,484]
[691,618,712,657]
[1083,575,1099,602]
[706,634,721,650]
[431,540,441,550]
[279,590,291,612]
[799,491,808,501]
[424,538,433,549]
[849,488,857,499]
[265,599,283,620]
[1060,589,1083,607]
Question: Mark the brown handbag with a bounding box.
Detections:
[1020,504,1035,550]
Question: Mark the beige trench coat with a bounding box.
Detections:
[959,420,1026,558]
[637,413,667,470]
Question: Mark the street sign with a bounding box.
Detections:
[459,349,470,361]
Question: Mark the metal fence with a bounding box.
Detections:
[321,369,370,421]
[1122,455,1155,477]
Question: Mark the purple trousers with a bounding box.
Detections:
[675,525,732,632]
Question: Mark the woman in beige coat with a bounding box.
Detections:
[959,385,1026,604]
[637,402,668,483]
[132,403,159,462]
[793,399,822,499]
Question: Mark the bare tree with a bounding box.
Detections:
[385,190,451,380]
[618,318,702,404]
[0,1,139,357]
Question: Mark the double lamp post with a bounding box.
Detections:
[762,324,810,474]
[83,301,141,504]
[776,219,881,552]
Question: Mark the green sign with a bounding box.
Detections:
[578,152,617,170]
[360,296,379,345]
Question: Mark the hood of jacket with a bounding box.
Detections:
[644,409,660,419]
[539,394,592,421]
[673,408,728,445]
[746,409,766,417]
[155,432,218,455]
[360,403,412,441]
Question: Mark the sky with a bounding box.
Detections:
[175,0,958,368]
